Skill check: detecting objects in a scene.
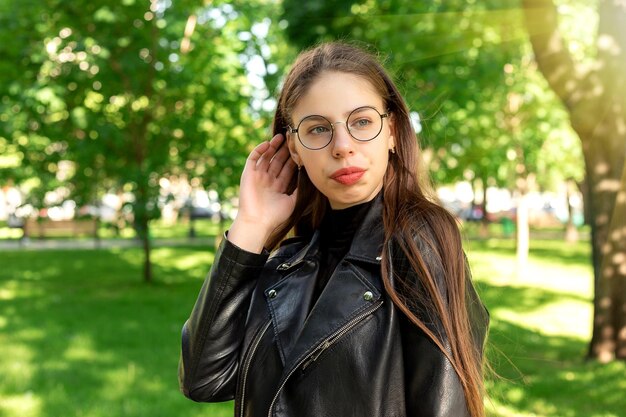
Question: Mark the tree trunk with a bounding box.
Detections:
[522,0,626,361]
[564,179,578,243]
[142,229,153,284]
[141,217,153,284]
[516,189,530,280]
[588,161,626,361]
[479,177,489,238]
[137,213,153,284]
[135,182,153,284]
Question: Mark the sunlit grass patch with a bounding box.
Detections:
[0,392,42,417]
[465,238,625,417]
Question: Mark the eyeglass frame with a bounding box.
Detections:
[287,105,390,150]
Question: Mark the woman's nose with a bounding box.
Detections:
[331,123,354,158]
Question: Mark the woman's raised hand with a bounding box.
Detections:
[227,134,298,253]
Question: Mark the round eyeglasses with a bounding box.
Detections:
[288,106,389,150]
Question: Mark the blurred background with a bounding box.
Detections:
[1,0,625,416]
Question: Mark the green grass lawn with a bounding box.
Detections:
[0,245,231,417]
[464,237,625,417]
[1,235,624,416]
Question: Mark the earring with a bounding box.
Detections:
[390,147,396,154]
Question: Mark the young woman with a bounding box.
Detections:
[179,42,489,417]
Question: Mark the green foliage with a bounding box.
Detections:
[280,0,584,190]
[1,0,588,209]
[0,1,293,280]
[0,0,280,216]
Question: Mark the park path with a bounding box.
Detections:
[0,237,215,251]
[1,232,588,252]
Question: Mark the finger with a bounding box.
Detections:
[247,141,271,167]
[257,134,284,170]
[268,143,291,178]
[289,186,298,202]
[275,158,297,192]
[256,134,284,171]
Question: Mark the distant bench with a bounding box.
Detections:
[22,218,98,239]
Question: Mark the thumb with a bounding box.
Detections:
[289,187,298,203]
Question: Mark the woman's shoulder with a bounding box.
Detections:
[388,199,464,296]
[267,235,309,261]
[395,199,460,256]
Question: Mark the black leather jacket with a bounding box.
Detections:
[179,196,488,416]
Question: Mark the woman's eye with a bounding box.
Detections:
[309,125,330,135]
[352,118,372,128]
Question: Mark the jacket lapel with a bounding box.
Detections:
[343,192,386,265]
[281,257,384,374]
[263,232,321,365]
[268,193,387,376]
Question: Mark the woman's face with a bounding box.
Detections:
[287,71,395,209]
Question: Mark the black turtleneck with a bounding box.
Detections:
[311,197,377,306]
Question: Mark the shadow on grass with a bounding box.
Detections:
[0,248,234,417]
[476,280,590,315]
[486,317,626,417]
[479,276,624,417]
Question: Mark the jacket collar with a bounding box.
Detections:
[343,191,386,264]
[280,191,385,270]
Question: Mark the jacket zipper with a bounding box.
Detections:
[239,320,272,417]
[266,299,384,417]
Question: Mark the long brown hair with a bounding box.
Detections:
[266,42,485,417]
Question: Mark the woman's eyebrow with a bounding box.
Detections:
[303,105,378,119]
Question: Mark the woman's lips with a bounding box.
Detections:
[330,167,365,185]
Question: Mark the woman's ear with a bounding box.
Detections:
[286,132,302,167]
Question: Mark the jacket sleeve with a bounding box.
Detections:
[400,316,469,417]
[178,234,268,402]
[393,237,489,417]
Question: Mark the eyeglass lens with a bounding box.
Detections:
[297,107,384,150]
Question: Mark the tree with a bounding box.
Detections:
[522,0,626,360]
[0,0,273,282]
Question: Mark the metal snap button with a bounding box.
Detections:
[277,262,291,270]
[268,289,277,299]
[363,291,374,301]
